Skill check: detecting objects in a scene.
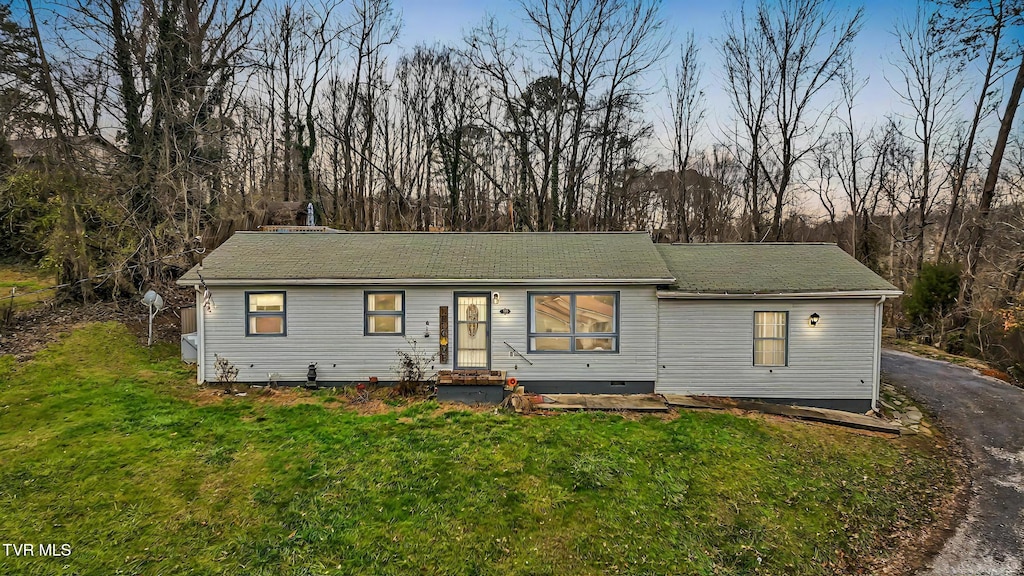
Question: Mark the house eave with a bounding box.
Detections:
[656,290,904,300]
[178,277,677,287]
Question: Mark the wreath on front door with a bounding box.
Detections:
[466,303,479,337]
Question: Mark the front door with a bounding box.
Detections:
[454,292,490,369]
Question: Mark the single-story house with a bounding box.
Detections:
[178,231,901,412]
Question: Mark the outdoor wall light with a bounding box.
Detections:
[424,321,431,338]
[492,292,500,305]
[809,313,820,327]
[499,308,511,315]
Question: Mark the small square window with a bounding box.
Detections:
[246,292,286,336]
[365,291,405,335]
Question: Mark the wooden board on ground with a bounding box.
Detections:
[541,393,669,412]
[660,394,724,410]
[662,394,901,434]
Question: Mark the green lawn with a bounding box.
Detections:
[0,323,953,575]
[0,265,54,310]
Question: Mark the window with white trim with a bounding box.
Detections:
[528,292,618,352]
[365,291,405,335]
[246,292,286,336]
[753,311,788,366]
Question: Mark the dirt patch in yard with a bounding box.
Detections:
[0,284,193,361]
[189,384,499,417]
[192,386,325,407]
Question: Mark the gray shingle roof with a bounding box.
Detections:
[179,231,675,284]
[656,243,899,294]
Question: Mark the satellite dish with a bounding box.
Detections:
[141,289,164,346]
[141,289,164,311]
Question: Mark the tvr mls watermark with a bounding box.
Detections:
[3,543,72,557]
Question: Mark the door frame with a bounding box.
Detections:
[453,291,492,370]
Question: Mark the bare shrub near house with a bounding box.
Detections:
[214,354,239,390]
[394,339,437,396]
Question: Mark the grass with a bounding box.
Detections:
[0,264,55,310]
[0,323,955,575]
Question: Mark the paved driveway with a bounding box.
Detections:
[882,350,1024,576]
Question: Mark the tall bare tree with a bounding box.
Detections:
[813,66,888,265]
[723,0,863,241]
[933,0,1018,261]
[888,3,964,272]
[666,33,705,243]
[964,51,1024,306]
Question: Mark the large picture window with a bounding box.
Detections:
[365,291,405,335]
[246,292,286,336]
[753,311,788,366]
[528,292,618,353]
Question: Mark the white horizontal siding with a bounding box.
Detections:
[656,298,878,400]
[199,285,657,384]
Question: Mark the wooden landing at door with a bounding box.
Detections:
[437,370,506,385]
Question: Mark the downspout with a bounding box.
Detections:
[196,287,205,384]
[871,295,887,411]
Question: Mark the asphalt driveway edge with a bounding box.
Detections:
[881,348,1024,576]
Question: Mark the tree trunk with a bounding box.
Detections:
[963,52,1024,309]
[26,0,92,302]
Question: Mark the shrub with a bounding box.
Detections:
[0,170,59,263]
[394,339,437,396]
[905,262,961,329]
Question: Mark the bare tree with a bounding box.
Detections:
[723,0,863,242]
[963,51,1024,306]
[665,33,705,243]
[590,0,666,230]
[57,0,261,279]
[0,2,42,165]
[813,65,888,265]
[888,3,964,272]
[721,2,774,241]
[335,0,400,229]
[466,0,664,232]
[933,0,1017,261]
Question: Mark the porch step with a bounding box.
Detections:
[437,370,506,385]
[540,393,669,412]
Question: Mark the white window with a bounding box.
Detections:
[246,292,286,336]
[528,292,618,353]
[365,291,405,335]
[753,311,788,366]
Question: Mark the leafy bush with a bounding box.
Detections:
[1,168,140,300]
[905,262,961,329]
[0,170,59,263]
